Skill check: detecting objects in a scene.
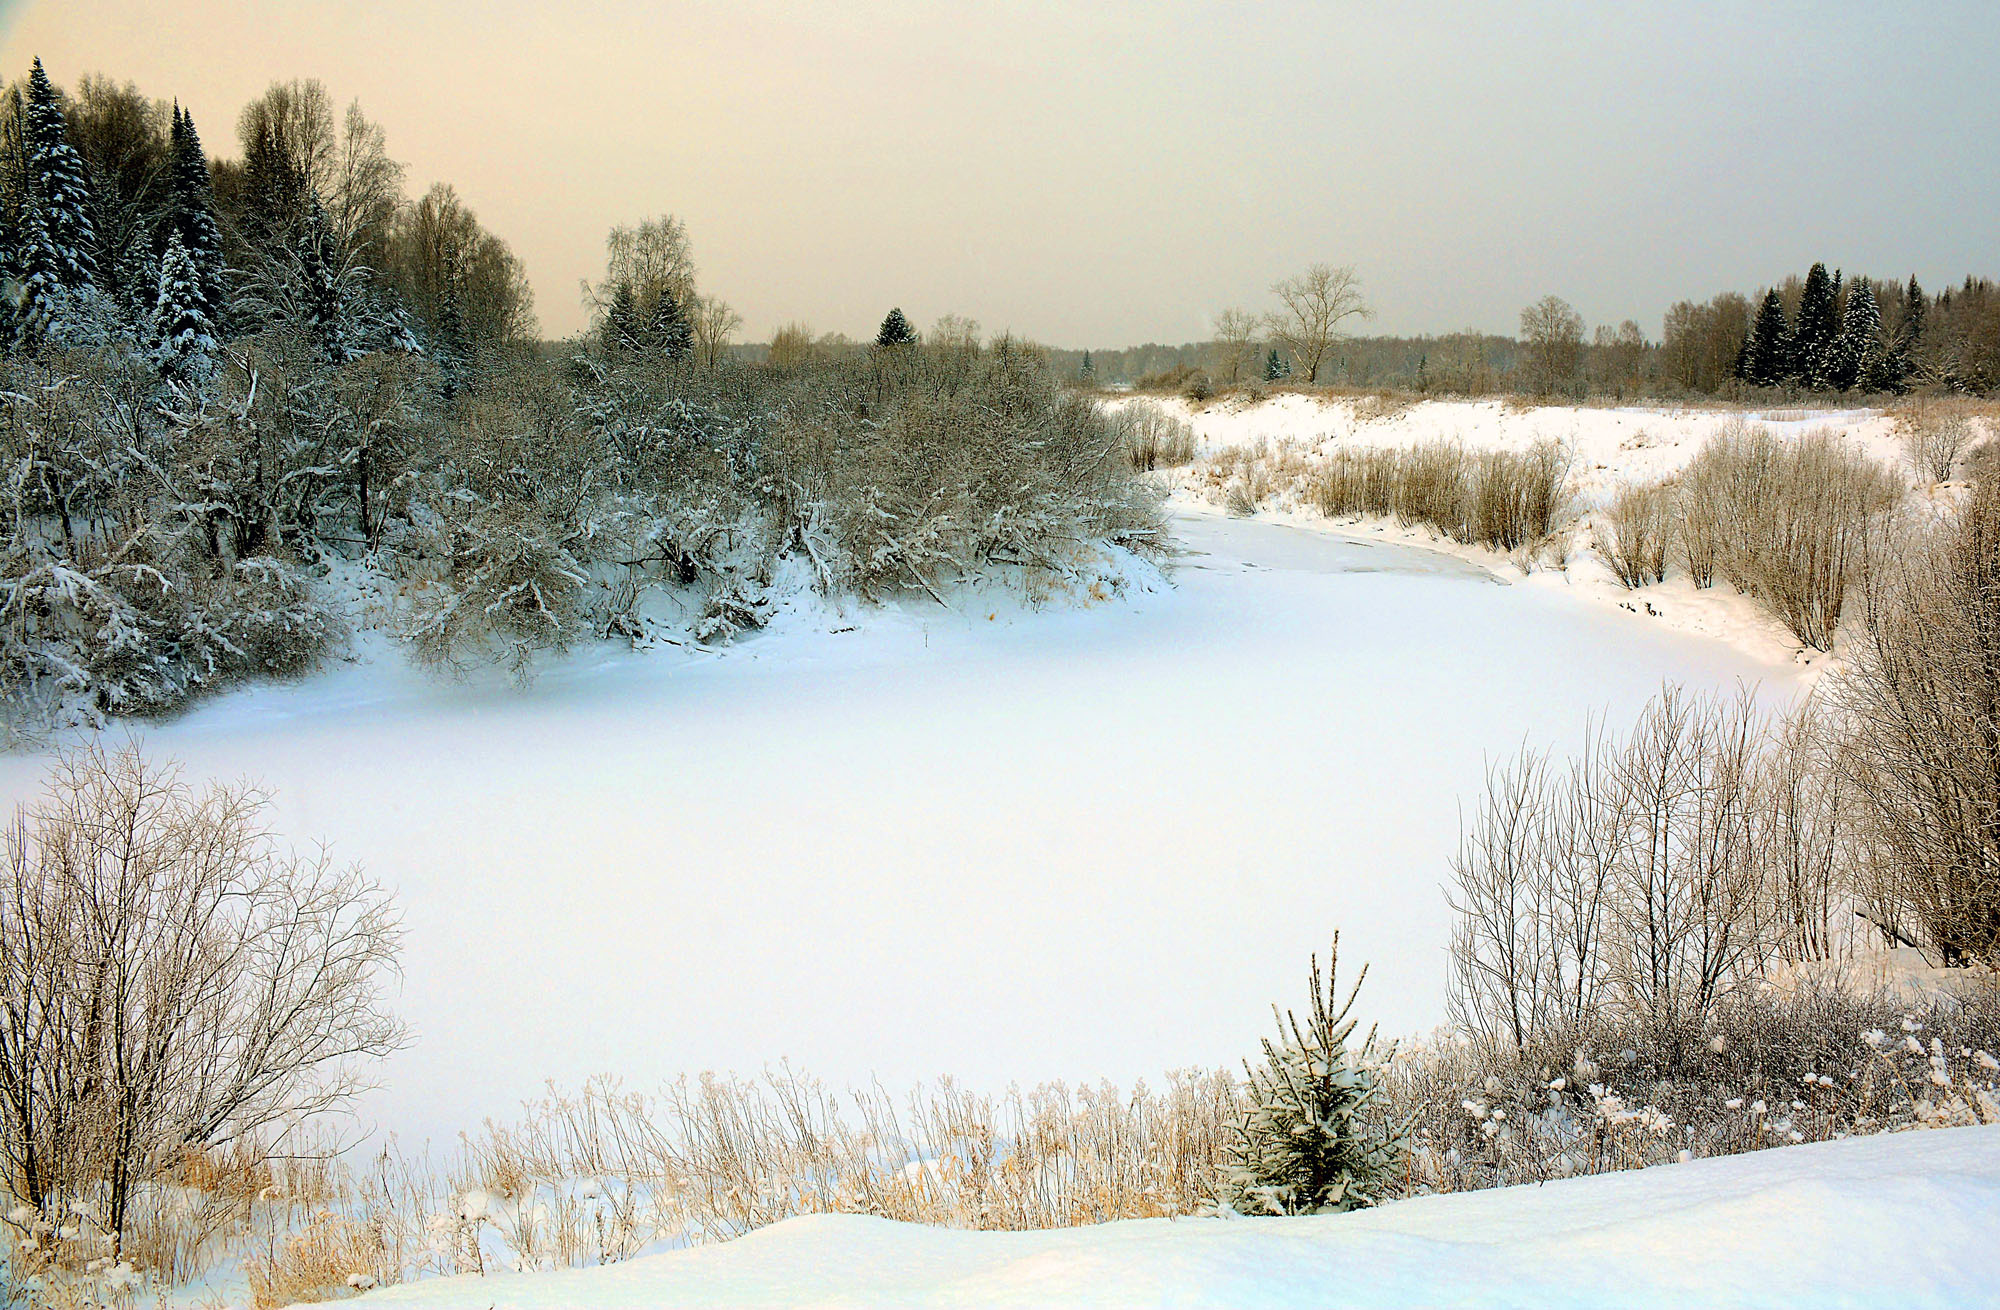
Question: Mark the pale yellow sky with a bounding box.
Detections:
[8,1,1996,344]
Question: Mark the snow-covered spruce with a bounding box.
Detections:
[1221,936,1410,1215]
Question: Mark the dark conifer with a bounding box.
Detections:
[875,306,917,348]
[1742,291,1791,388]
[1790,262,1838,388]
[167,105,226,324]
[651,285,692,359]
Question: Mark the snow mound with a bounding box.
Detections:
[353,1126,2000,1308]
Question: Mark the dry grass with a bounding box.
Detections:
[246,1212,396,1308]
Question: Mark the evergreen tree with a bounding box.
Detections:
[13,199,67,348]
[874,306,917,348]
[651,285,692,360]
[21,59,95,294]
[1264,347,1291,382]
[1831,279,1884,393]
[1220,938,1408,1216]
[150,231,216,384]
[1789,262,1839,388]
[1079,349,1094,380]
[166,105,226,325]
[241,117,305,255]
[1742,290,1791,388]
[604,280,639,352]
[297,195,347,363]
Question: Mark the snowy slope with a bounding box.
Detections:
[1106,393,1951,669]
[349,1126,2000,1309]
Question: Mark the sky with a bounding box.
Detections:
[6,1,1996,345]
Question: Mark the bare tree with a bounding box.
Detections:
[0,744,403,1246]
[691,295,743,369]
[1264,264,1369,384]
[329,100,403,261]
[1518,295,1585,397]
[1209,307,1260,386]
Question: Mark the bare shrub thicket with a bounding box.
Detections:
[1108,402,1198,472]
[1836,470,2000,967]
[1896,404,1979,483]
[1595,480,1675,588]
[1300,440,1569,553]
[1448,688,1848,1057]
[1389,982,2000,1195]
[1678,424,1902,648]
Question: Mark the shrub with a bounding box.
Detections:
[1221,938,1408,1214]
[1595,480,1676,587]
[1111,403,1198,472]
[1898,408,1977,483]
[1836,471,2000,966]
[1680,424,1902,649]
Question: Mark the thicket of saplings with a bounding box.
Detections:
[0,59,1164,730]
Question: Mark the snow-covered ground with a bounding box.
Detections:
[0,510,1793,1145]
[1109,392,1951,671]
[349,1126,2000,1309]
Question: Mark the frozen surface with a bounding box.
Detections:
[0,512,1795,1144]
[354,1126,2000,1309]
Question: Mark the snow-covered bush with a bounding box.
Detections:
[1896,404,1979,483]
[1221,938,1409,1215]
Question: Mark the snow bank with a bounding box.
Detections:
[1107,393,1931,668]
[350,1126,2000,1309]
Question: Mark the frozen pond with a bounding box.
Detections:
[0,512,1799,1143]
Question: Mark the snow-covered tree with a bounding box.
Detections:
[22,59,96,293]
[875,306,917,348]
[166,105,226,325]
[1264,347,1291,382]
[604,280,640,352]
[1831,279,1885,393]
[1221,937,1409,1215]
[1079,349,1094,381]
[150,231,217,384]
[296,195,349,362]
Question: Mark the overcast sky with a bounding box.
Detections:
[7,1,1996,345]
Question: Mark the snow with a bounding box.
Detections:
[1106,392,1947,671]
[0,510,1795,1146]
[343,1126,2000,1308]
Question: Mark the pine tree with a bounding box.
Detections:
[241,118,305,255]
[150,231,216,384]
[651,285,692,360]
[1264,347,1291,382]
[1079,349,1094,380]
[1220,937,1408,1216]
[1742,290,1791,388]
[166,105,226,326]
[1790,262,1839,389]
[21,59,95,293]
[875,306,917,348]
